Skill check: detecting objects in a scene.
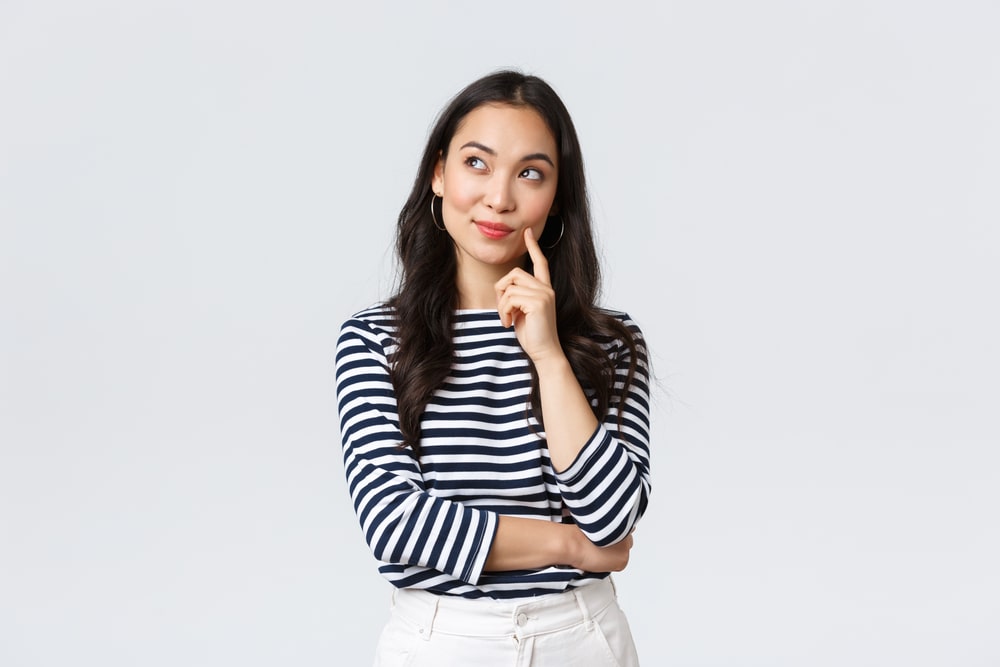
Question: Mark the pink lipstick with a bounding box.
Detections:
[475,221,514,239]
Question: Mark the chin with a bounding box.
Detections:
[465,248,523,268]
[478,254,520,267]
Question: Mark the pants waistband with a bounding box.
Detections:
[390,577,619,640]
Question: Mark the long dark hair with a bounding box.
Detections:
[388,70,646,454]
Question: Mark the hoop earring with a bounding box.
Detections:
[543,216,564,249]
[430,194,446,231]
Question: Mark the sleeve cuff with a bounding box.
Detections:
[460,511,499,585]
[555,423,611,485]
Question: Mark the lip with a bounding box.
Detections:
[474,221,514,240]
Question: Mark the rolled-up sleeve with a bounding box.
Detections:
[555,317,651,546]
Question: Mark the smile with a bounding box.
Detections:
[474,221,514,240]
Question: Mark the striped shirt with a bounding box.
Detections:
[335,304,651,600]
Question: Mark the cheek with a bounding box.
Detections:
[442,174,480,213]
[523,189,557,222]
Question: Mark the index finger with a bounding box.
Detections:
[524,227,550,286]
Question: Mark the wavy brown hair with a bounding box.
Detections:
[388,70,646,455]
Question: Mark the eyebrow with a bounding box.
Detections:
[460,141,555,168]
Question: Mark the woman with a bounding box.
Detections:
[335,71,651,666]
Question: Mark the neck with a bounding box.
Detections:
[455,255,523,309]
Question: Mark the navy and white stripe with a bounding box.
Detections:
[335,305,651,600]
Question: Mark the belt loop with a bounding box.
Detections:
[573,587,594,630]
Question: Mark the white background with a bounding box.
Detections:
[2,1,998,665]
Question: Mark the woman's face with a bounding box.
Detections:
[432,103,559,279]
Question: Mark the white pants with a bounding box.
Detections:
[373,577,639,666]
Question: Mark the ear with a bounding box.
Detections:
[431,151,444,195]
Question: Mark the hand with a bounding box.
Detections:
[570,528,635,573]
[494,228,563,364]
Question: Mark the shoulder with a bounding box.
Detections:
[340,303,397,334]
[595,307,646,340]
[593,307,649,364]
[337,303,399,356]
[598,307,641,329]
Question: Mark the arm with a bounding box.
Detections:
[533,354,600,472]
[336,316,497,585]
[496,230,652,548]
[552,332,651,547]
[484,515,634,573]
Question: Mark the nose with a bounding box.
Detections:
[484,175,515,212]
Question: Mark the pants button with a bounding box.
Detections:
[516,612,528,627]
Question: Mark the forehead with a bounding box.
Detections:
[450,104,557,157]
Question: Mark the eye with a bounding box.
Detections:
[465,156,487,170]
[520,167,543,181]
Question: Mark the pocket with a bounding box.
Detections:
[373,612,422,667]
[590,602,640,667]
